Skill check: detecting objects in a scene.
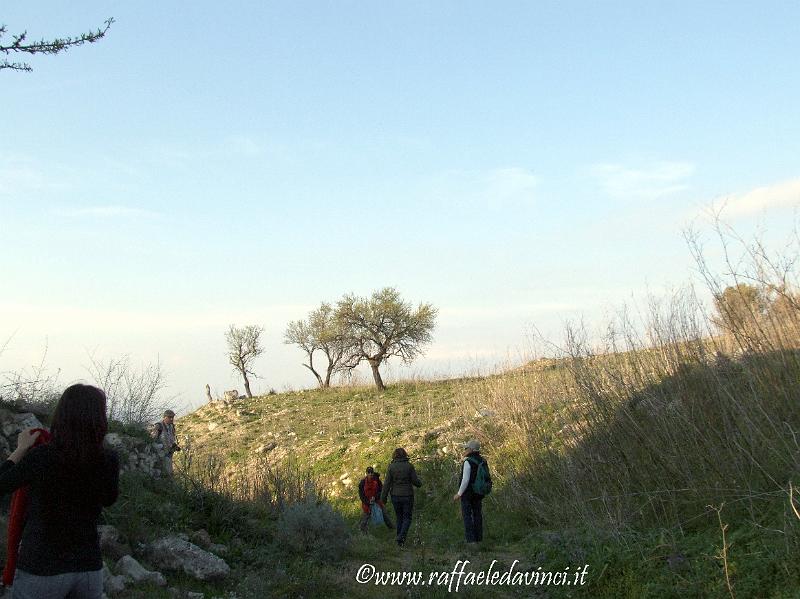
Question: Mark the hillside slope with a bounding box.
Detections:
[172,356,800,598]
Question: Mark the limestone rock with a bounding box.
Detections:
[190,529,212,548]
[147,536,230,581]
[103,434,127,452]
[98,525,131,561]
[116,555,167,587]
[1,412,43,438]
[102,564,128,594]
[255,442,276,453]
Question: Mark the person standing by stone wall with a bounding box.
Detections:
[150,409,180,476]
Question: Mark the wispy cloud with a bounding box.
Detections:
[483,167,539,207]
[439,302,578,322]
[430,166,539,208]
[53,205,162,219]
[0,303,314,335]
[589,161,695,200]
[222,135,263,156]
[717,177,800,218]
[0,162,72,196]
[145,134,267,167]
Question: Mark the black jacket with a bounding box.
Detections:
[0,445,119,575]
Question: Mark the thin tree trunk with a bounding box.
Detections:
[242,372,252,398]
[369,359,385,391]
[303,363,324,388]
[324,363,333,388]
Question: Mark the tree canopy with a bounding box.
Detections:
[335,287,437,391]
[284,302,354,389]
[225,324,264,399]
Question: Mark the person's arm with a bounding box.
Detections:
[380,469,392,503]
[100,451,120,507]
[411,464,422,488]
[358,478,367,504]
[456,460,471,497]
[376,479,382,501]
[0,430,41,495]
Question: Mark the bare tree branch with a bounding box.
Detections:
[0,18,114,72]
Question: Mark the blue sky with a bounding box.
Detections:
[2,1,799,412]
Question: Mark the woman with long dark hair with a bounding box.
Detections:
[0,383,119,598]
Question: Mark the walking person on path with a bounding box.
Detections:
[0,383,119,598]
[453,439,492,544]
[380,448,421,547]
[358,467,394,532]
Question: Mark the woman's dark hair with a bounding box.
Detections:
[392,447,408,460]
[50,384,108,462]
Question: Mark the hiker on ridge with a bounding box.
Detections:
[0,383,119,598]
[358,466,394,532]
[151,409,181,476]
[453,439,491,543]
[380,447,422,547]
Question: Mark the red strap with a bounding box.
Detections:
[2,428,51,586]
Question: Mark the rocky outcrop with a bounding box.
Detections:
[116,555,167,587]
[102,564,129,594]
[97,525,132,561]
[0,405,169,478]
[146,536,230,581]
[0,408,43,460]
[103,432,169,478]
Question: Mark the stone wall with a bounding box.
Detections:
[0,406,169,478]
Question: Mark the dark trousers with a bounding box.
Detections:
[460,493,483,542]
[391,494,414,544]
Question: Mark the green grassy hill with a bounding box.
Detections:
[147,346,799,598]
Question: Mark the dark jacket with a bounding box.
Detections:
[358,474,383,504]
[380,457,421,502]
[0,445,119,575]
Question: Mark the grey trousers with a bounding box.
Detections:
[11,568,103,599]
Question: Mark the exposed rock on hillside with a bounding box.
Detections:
[146,535,230,581]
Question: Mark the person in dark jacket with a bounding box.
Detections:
[0,384,119,598]
[380,448,421,546]
[452,439,486,543]
[357,467,393,532]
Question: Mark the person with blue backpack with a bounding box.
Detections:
[453,439,492,543]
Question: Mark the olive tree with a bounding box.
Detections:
[284,303,354,388]
[335,287,436,391]
[225,324,264,399]
[711,283,768,334]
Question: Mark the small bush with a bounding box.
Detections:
[108,418,152,442]
[275,497,350,562]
